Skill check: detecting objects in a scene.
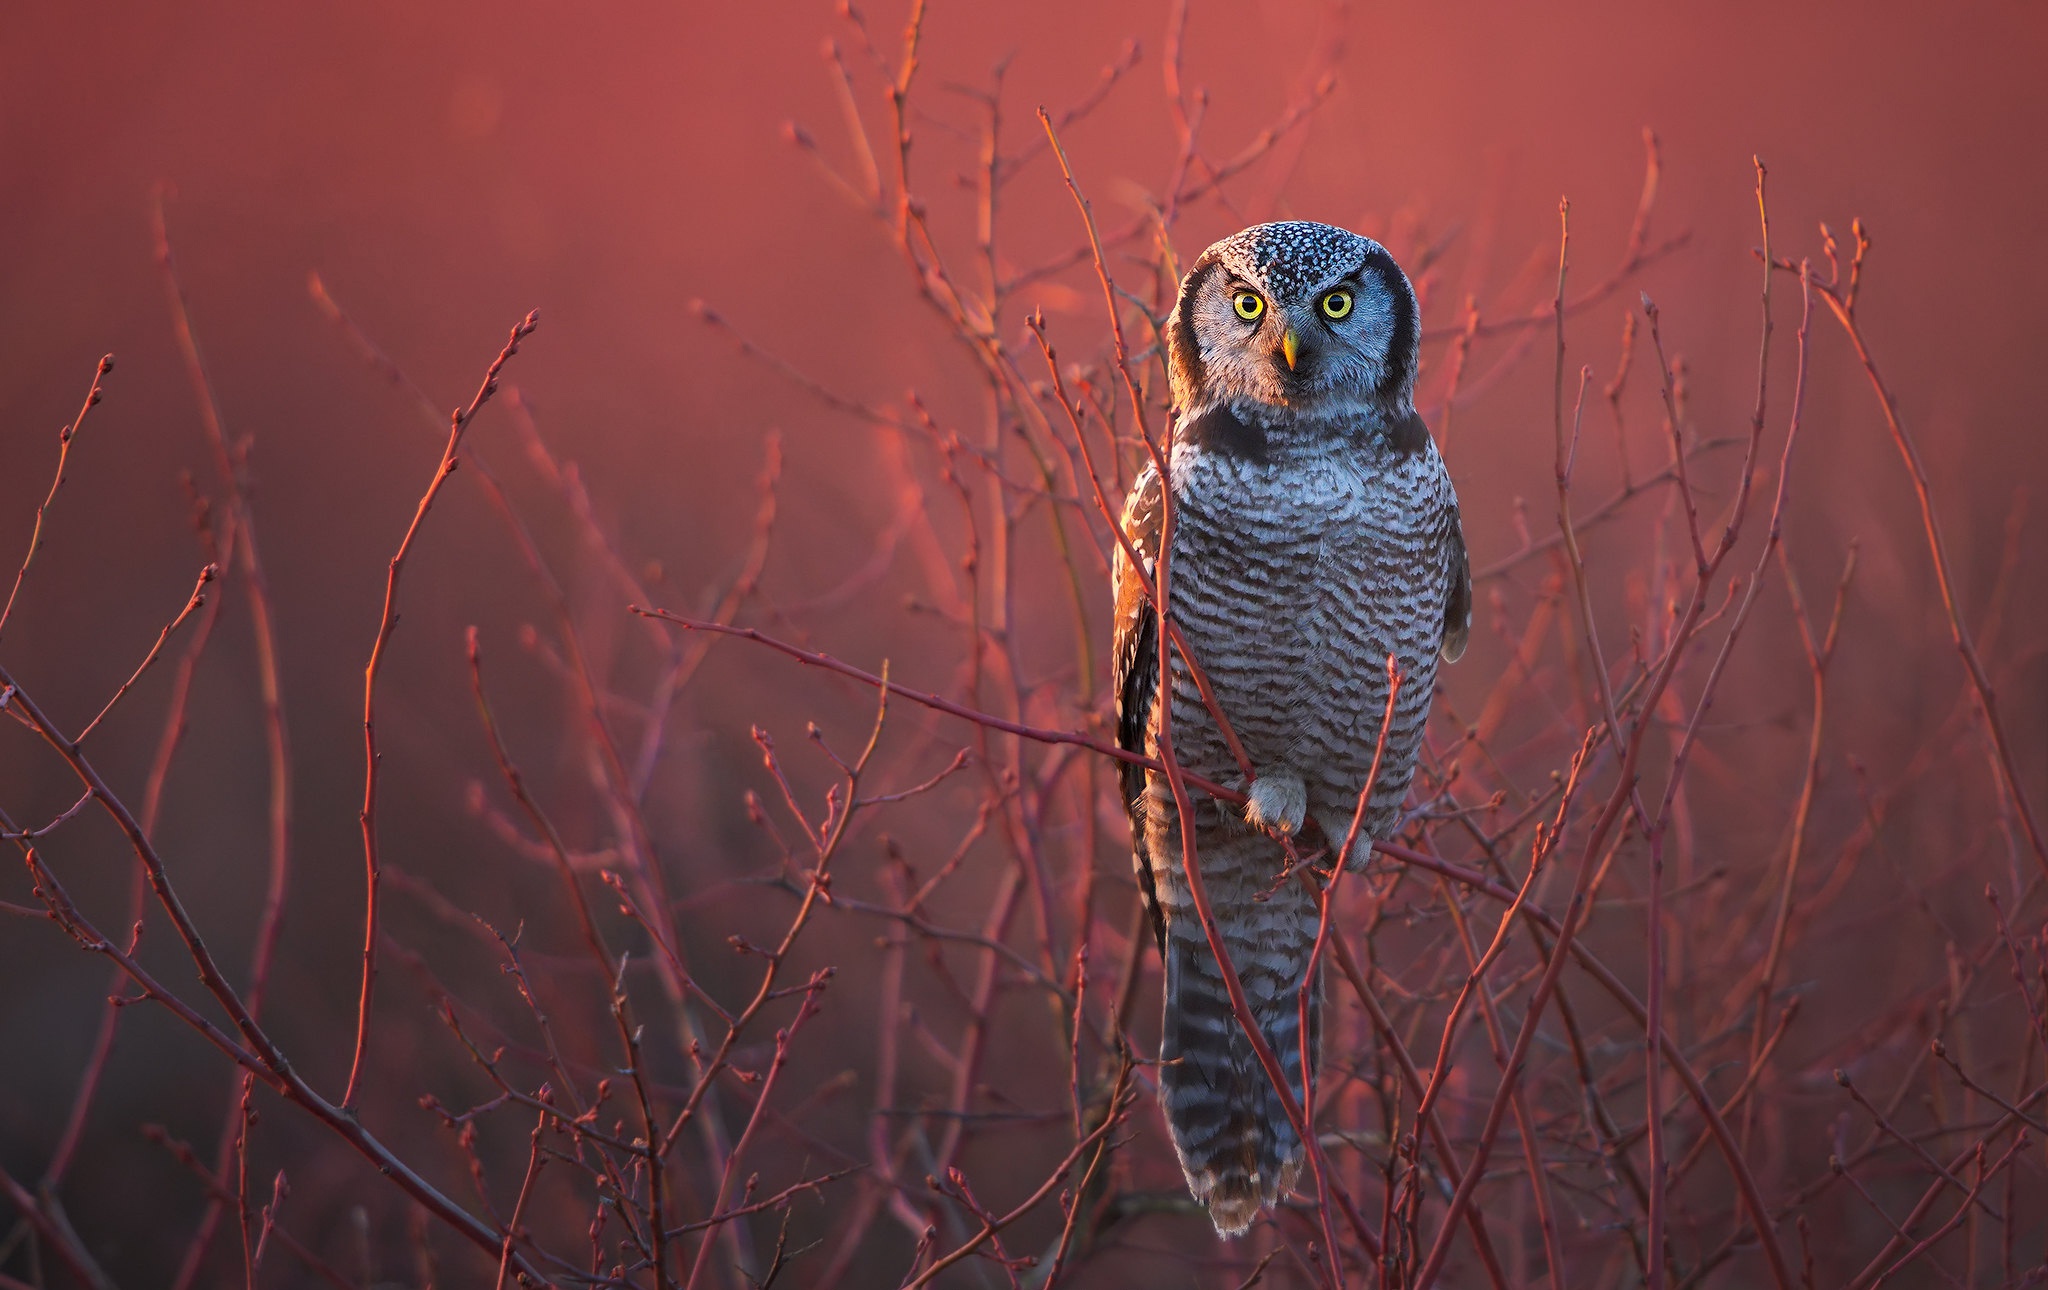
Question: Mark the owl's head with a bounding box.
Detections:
[1166,221,1419,426]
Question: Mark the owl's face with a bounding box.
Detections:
[1166,221,1419,425]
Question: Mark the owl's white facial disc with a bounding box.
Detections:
[1167,221,1421,430]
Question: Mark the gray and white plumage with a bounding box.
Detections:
[1112,221,1470,1235]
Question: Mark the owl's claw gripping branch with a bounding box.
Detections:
[1244,771,1309,836]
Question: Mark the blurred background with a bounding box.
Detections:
[3,0,2045,1284]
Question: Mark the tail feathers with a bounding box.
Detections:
[1160,933,1322,1237]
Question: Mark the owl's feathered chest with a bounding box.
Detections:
[1165,435,1440,598]
[1152,432,1453,772]
[1180,451,1355,535]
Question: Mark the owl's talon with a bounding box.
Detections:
[1316,812,1379,872]
[1244,773,1308,837]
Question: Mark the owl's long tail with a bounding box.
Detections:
[1159,916,1322,1237]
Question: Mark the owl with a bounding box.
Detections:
[1112,221,1470,1235]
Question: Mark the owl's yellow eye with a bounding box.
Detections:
[1231,290,1265,322]
[1321,290,1354,320]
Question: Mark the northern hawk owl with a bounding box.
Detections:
[1112,220,1470,1235]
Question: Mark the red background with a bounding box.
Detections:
[3,0,2045,1282]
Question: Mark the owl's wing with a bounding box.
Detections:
[1396,411,1472,663]
[1111,466,1167,956]
[1441,511,1472,663]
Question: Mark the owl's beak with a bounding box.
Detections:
[1281,328,1301,372]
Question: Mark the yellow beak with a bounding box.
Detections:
[1281,329,1300,371]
